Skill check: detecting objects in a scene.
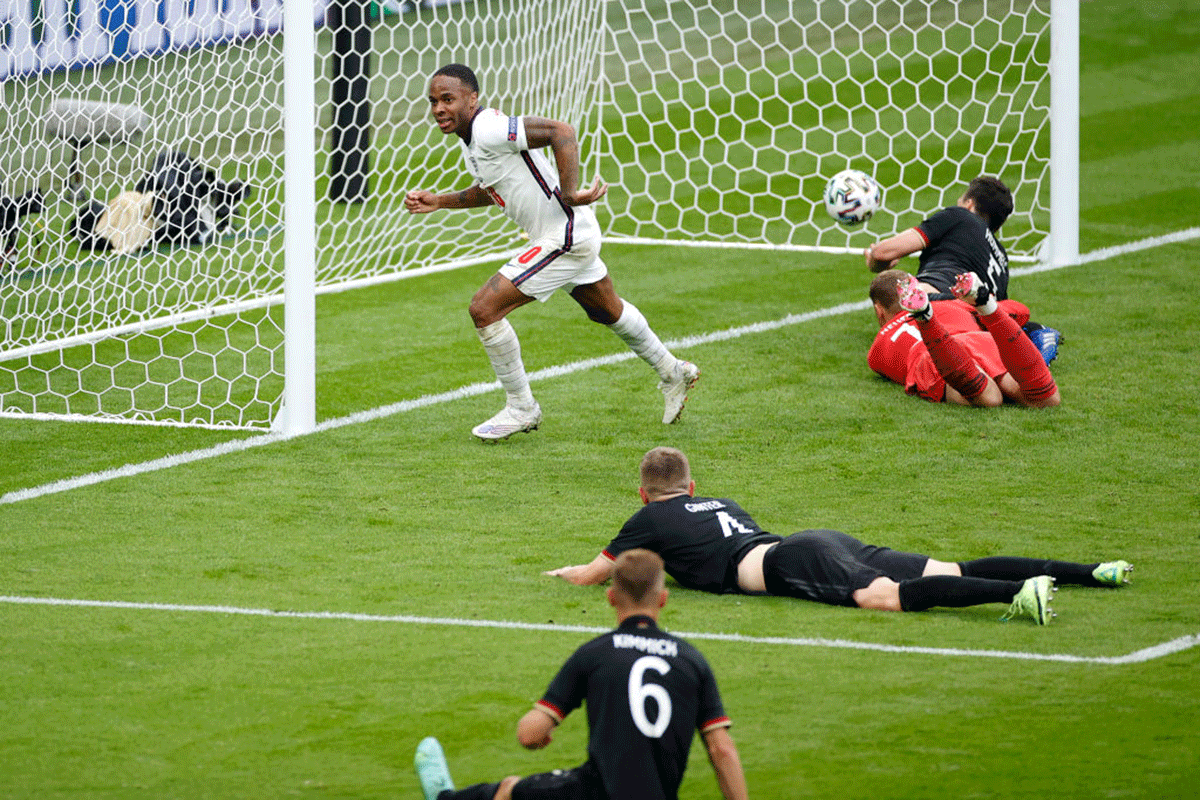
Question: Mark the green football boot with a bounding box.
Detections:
[1001,575,1056,625]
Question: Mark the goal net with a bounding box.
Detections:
[0,0,1053,430]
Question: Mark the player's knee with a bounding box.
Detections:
[969,384,1005,407]
[468,297,495,328]
[856,594,901,611]
[853,578,902,611]
[571,289,621,324]
[577,298,618,324]
[1036,389,1062,408]
[588,306,620,325]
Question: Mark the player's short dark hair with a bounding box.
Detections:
[612,549,666,605]
[640,447,691,498]
[868,269,908,312]
[964,175,1013,232]
[432,63,479,94]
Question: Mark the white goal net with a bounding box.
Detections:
[0,0,1053,429]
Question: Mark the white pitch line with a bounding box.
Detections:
[4,227,1198,507]
[1,594,1195,666]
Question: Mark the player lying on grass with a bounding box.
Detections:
[405,63,699,441]
[546,448,1132,626]
[415,549,749,800]
[868,270,1061,407]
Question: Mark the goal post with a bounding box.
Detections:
[282,0,318,437]
[0,0,1074,431]
[1050,0,1080,267]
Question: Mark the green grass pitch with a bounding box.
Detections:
[2,1,1199,798]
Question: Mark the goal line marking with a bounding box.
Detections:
[2,594,1195,665]
[3,227,1197,507]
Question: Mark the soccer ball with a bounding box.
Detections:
[823,169,882,227]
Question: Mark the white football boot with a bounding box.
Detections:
[471,402,542,442]
[659,360,700,424]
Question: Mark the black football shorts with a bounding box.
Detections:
[762,529,928,606]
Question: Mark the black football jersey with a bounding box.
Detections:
[915,205,1010,300]
[536,615,730,800]
[605,495,781,593]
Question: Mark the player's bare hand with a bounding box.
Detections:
[562,176,607,207]
[405,190,438,214]
[544,564,588,584]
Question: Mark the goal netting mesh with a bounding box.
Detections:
[0,0,1051,429]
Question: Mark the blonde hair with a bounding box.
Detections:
[611,549,666,605]
[639,446,691,498]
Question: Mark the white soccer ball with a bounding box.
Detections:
[823,169,882,227]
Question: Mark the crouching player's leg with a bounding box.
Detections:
[415,737,604,800]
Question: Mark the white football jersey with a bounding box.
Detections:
[459,108,601,246]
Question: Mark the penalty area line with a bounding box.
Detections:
[1,594,1195,666]
[4,228,1197,507]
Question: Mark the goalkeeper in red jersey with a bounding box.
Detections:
[868,269,1061,407]
[868,268,1065,407]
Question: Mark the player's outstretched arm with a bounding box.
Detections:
[522,116,607,207]
[865,228,925,271]
[544,553,612,585]
[703,727,749,800]
[404,185,494,213]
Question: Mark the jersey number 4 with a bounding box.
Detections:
[717,510,755,538]
[628,655,672,738]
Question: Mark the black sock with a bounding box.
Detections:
[959,556,1099,586]
[441,783,500,800]
[898,575,1022,612]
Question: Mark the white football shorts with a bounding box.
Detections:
[499,234,607,303]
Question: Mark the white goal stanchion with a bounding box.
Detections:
[0,0,1073,431]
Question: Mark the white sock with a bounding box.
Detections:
[477,319,535,409]
[607,300,678,381]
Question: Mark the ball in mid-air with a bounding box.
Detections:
[823,169,882,227]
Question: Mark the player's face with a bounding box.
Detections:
[427,75,478,138]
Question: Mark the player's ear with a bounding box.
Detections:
[658,589,669,609]
[873,302,887,327]
[687,480,696,497]
[606,586,617,608]
[638,486,650,505]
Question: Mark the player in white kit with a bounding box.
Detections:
[405,64,699,441]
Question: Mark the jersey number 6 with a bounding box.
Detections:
[628,655,673,738]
